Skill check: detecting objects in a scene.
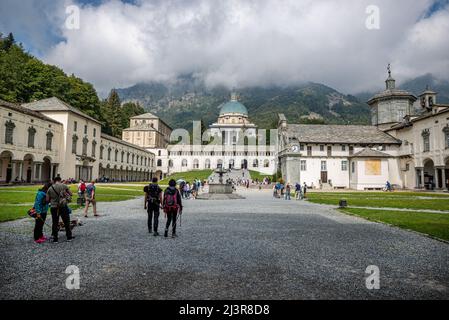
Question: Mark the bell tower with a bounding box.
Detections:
[418,86,437,112]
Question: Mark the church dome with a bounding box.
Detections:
[219,100,248,116]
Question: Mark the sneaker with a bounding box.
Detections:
[164,230,168,238]
[66,236,75,242]
[34,238,45,244]
[41,235,49,241]
[153,232,159,237]
[52,238,59,244]
[172,233,177,238]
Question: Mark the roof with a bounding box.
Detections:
[0,99,62,125]
[349,148,392,158]
[386,106,449,132]
[286,124,401,145]
[23,97,102,124]
[131,112,158,119]
[219,100,248,116]
[367,89,417,105]
[100,133,155,154]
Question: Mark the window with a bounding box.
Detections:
[443,126,449,149]
[307,146,312,156]
[158,150,162,156]
[5,120,15,144]
[127,152,130,163]
[93,128,97,137]
[72,135,79,154]
[169,160,174,168]
[27,126,37,148]
[321,161,327,171]
[341,160,348,171]
[132,154,135,164]
[342,145,346,151]
[205,159,211,169]
[46,131,53,151]
[121,151,124,163]
[92,140,97,158]
[300,144,305,151]
[157,159,162,167]
[327,146,332,157]
[320,145,325,152]
[115,150,119,162]
[300,160,307,171]
[264,159,270,168]
[82,137,89,156]
[108,148,112,161]
[405,163,410,171]
[253,159,259,168]
[182,159,188,167]
[349,146,354,155]
[193,159,199,169]
[100,145,104,159]
[422,129,430,152]
[84,125,88,135]
[351,162,355,173]
[74,121,77,132]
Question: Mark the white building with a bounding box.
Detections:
[0,97,155,183]
[279,68,449,190]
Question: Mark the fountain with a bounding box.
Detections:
[197,167,245,200]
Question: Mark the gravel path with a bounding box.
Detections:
[1,188,448,300]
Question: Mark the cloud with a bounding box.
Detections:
[2,0,449,94]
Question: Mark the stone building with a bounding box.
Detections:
[0,98,155,183]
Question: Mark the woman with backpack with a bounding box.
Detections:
[163,179,183,238]
[33,182,52,244]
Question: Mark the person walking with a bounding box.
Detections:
[33,182,51,243]
[144,177,163,236]
[84,181,98,217]
[295,183,302,200]
[163,179,183,238]
[303,182,308,199]
[46,176,74,243]
[285,183,291,200]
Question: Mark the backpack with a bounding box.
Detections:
[80,183,86,192]
[164,190,179,211]
[147,184,160,204]
[52,185,71,208]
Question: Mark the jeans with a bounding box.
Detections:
[147,202,160,232]
[165,208,178,234]
[51,206,72,240]
[284,192,291,200]
[34,212,47,240]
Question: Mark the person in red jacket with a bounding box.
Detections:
[163,179,183,238]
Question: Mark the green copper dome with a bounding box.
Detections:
[219,100,248,116]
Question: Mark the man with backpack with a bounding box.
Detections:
[46,176,74,243]
[144,177,163,236]
[163,179,183,238]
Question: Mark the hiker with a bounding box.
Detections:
[77,179,86,206]
[46,176,74,243]
[303,182,308,199]
[285,183,291,200]
[33,182,52,243]
[163,179,183,238]
[144,177,163,236]
[295,183,302,200]
[385,181,392,192]
[84,181,98,217]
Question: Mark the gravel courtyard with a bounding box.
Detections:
[1,188,448,300]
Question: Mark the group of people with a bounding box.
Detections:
[179,179,204,200]
[273,182,308,200]
[144,178,183,238]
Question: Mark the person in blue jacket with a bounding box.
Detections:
[33,182,51,243]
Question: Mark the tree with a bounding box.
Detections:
[105,89,123,138]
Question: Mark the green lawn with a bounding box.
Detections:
[0,184,145,222]
[307,191,449,211]
[159,170,213,185]
[342,208,449,241]
[249,170,275,182]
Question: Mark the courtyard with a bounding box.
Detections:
[1,187,448,300]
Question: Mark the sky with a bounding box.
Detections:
[1,0,449,96]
